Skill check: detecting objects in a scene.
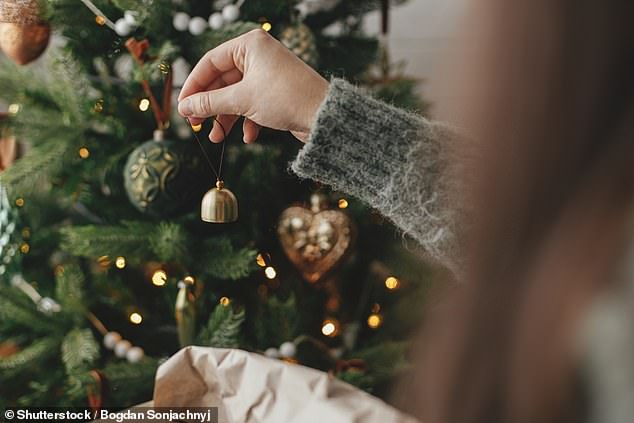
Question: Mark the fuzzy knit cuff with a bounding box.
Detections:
[291,78,462,270]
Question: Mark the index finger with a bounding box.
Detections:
[178,35,245,102]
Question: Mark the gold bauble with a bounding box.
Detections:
[201,180,238,223]
[0,23,50,65]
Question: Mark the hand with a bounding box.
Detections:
[178,29,329,143]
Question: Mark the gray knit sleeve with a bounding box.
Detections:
[291,78,463,271]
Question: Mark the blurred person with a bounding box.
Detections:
[177,0,634,421]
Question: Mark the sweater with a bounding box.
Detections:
[291,78,634,423]
[292,78,462,272]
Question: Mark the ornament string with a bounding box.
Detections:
[185,117,227,182]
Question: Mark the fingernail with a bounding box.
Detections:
[178,98,192,116]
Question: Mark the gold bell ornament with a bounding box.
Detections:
[201,180,238,223]
[186,118,239,223]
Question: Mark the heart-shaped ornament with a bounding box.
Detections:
[277,194,355,283]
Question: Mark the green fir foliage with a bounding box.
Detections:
[0,337,60,379]
[148,222,189,263]
[55,264,86,313]
[255,294,298,348]
[200,238,257,280]
[198,304,245,348]
[0,0,430,408]
[61,328,100,374]
[0,286,62,334]
[60,222,153,262]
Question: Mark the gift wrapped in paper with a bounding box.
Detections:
[152,346,419,423]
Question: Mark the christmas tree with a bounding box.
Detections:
[0,0,434,408]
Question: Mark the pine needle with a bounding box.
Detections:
[197,305,245,348]
[61,328,100,374]
[0,337,60,378]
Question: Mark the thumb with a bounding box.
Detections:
[178,83,244,118]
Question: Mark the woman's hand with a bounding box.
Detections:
[178,29,329,143]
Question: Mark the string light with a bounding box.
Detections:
[190,123,202,133]
[54,265,65,276]
[338,198,349,209]
[8,104,21,115]
[78,147,90,159]
[264,266,277,279]
[385,276,400,290]
[219,296,230,306]
[115,256,126,269]
[21,227,31,238]
[151,269,167,286]
[367,313,383,329]
[183,275,195,284]
[95,15,106,25]
[256,253,268,267]
[129,312,143,324]
[97,255,111,268]
[15,198,24,207]
[321,319,339,337]
[139,98,150,112]
[261,22,272,32]
[20,243,30,254]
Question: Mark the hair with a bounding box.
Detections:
[394,0,634,422]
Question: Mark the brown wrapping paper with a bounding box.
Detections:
[153,346,419,423]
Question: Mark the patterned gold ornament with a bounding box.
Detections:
[277,194,355,283]
[123,130,207,217]
[279,23,319,68]
[0,0,50,65]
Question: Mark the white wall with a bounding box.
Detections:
[363,0,468,112]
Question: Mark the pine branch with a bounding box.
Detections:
[351,341,410,384]
[148,222,189,263]
[65,357,159,406]
[0,337,60,379]
[55,264,86,313]
[47,53,92,126]
[75,358,159,406]
[255,294,298,348]
[0,52,91,132]
[200,238,257,280]
[0,286,63,334]
[60,221,189,264]
[61,328,100,374]
[60,222,154,263]
[0,141,73,195]
[197,304,245,348]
